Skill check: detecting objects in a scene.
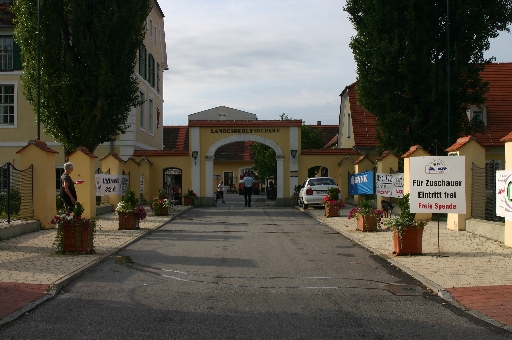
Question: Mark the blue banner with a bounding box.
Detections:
[349,170,374,195]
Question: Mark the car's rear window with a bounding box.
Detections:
[308,178,336,186]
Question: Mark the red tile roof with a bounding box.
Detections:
[344,81,379,148]
[474,63,512,148]
[69,147,97,158]
[376,150,398,161]
[99,152,124,162]
[344,63,512,150]
[500,131,512,143]
[16,140,58,154]
[309,125,339,148]
[163,126,189,151]
[402,145,431,158]
[445,136,484,152]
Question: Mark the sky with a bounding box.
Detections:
[158,0,512,127]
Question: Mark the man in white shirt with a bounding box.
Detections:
[243,174,254,207]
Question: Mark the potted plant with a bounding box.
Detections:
[52,202,97,254]
[383,193,429,255]
[291,185,302,206]
[115,188,147,230]
[321,187,345,217]
[348,197,383,232]
[183,189,198,206]
[151,189,174,216]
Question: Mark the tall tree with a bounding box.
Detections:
[13,0,151,154]
[252,115,325,183]
[345,0,512,155]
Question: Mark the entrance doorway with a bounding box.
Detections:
[163,167,182,205]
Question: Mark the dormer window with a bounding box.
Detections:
[467,105,487,126]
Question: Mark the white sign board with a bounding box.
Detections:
[496,170,512,220]
[409,156,466,213]
[95,174,129,196]
[376,173,404,197]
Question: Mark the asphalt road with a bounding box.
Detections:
[0,195,510,339]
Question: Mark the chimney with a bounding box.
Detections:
[317,121,321,125]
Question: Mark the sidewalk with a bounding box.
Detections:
[304,206,512,331]
[0,205,191,325]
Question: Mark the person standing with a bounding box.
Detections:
[243,173,254,207]
[216,180,226,203]
[60,162,77,211]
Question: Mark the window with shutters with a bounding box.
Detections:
[0,36,21,71]
[157,63,160,93]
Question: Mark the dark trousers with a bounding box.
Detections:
[244,186,253,206]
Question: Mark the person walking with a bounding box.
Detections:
[216,180,226,203]
[243,173,254,207]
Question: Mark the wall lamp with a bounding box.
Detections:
[192,151,198,164]
[290,150,297,158]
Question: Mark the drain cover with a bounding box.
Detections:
[385,284,423,296]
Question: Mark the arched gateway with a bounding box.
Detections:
[188,119,302,206]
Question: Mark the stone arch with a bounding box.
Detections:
[204,134,284,199]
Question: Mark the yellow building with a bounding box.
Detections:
[0,0,167,167]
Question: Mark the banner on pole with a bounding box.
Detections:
[349,170,374,195]
[95,174,129,196]
[376,173,404,197]
[496,170,512,220]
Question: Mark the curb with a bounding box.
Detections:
[300,207,512,333]
[0,207,191,327]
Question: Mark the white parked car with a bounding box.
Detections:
[298,177,340,209]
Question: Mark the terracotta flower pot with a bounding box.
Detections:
[62,224,94,253]
[183,197,195,206]
[356,215,379,232]
[154,205,168,216]
[118,213,138,230]
[393,226,424,255]
[325,205,339,217]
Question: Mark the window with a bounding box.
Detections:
[149,98,154,134]
[149,19,153,38]
[466,105,487,126]
[155,27,157,45]
[0,84,15,126]
[346,112,351,138]
[0,37,13,70]
[139,44,147,79]
[140,91,146,130]
[148,54,155,87]
[157,63,160,93]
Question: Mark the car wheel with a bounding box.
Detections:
[303,203,308,209]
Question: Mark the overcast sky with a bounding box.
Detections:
[158,0,512,127]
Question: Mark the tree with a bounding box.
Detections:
[345,0,512,155]
[252,115,325,182]
[13,0,151,154]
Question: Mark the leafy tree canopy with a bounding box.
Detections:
[345,0,512,155]
[13,0,152,154]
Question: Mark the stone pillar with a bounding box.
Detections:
[445,137,485,231]
[67,147,97,219]
[139,157,152,205]
[99,152,124,207]
[375,151,399,212]
[402,145,431,221]
[123,157,140,194]
[503,132,512,246]
[17,140,58,229]
[338,156,356,204]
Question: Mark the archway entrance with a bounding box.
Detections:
[188,120,302,206]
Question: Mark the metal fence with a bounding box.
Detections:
[0,162,33,224]
[471,160,503,222]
